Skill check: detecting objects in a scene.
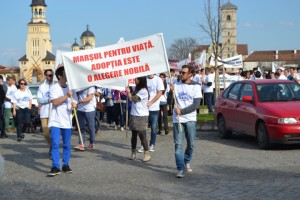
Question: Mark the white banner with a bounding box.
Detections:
[62,33,169,90]
[193,50,206,68]
[223,55,243,68]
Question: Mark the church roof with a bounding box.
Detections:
[244,50,300,62]
[42,51,55,61]
[84,41,92,47]
[30,0,47,7]
[221,1,237,10]
[19,55,29,61]
[72,38,79,47]
[81,26,95,38]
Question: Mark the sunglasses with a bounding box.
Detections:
[20,83,27,85]
[47,74,53,77]
[179,71,189,75]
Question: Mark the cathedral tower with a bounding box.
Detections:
[221,1,238,59]
[19,0,55,83]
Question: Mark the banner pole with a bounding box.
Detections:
[71,96,84,147]
[160,33,182,131]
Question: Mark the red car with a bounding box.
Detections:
[214,79,300,149]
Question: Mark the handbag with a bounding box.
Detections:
[96,97,105,112]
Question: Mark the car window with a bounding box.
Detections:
[240,84,254,101]
[228,83,242,100]
[222,84,232,98]
[28,86,39,97]
[257,82,300,102]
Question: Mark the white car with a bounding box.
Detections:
[27,84,40,107]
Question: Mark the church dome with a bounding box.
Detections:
[221,1,237,10]
[30,0,47,7]
[80,25,95,38]
[72,38,79,47]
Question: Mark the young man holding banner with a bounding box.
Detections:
[171,65,202,178]
[47,66,78,177]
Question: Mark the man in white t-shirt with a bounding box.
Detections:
[4,77,17,133]
[171,65,202,178]
[47,66,78,177]
[74,87,96,151]
[202,68,214,113]
[37,69,55,157]
[138,74,164,153]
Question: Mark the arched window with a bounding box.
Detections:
[34,9,38,16]
[228,39,230,44]
[227,15,231,21]
[39,9,42,16]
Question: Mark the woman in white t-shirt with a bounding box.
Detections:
[12,79,32,142]
[126,77,150,162]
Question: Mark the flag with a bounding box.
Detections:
[193,50,206,68]
[222,55,243,68]
[257,66,264,74]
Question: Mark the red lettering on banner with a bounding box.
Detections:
[131,40,154,52]
[123,56,140,65]
[93,70,123,81]
[123,64,150,75]
[91,59,123,70]
[104,47,131,58]
[73,52,103,63]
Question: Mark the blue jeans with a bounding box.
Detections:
[173,121,196,171]
[16,108,31,138]
[148,110,159,146]
[77,110,96,144]
[50,127,72,168]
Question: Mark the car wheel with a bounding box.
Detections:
[217,115,232,138]
[257,122,270,150]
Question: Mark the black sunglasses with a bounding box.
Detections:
[47,74,53,77]
[20,83,27,85]
[179,71,189,75]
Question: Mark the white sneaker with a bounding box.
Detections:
[176,170,185,178]
[185,163,192,173]
[149,144,155,152]
[114,125,118,130]
[120,127,124,131]
[137,146,144,153]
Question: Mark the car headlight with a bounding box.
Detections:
[278,118,297,124]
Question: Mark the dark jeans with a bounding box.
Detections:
[16,108,31,138]
[106,106,114,124]
[147,110,159,146]
[131,130,148,151]
[77,110,96,144]
[204,92,213,113]
[158,103,168,132]
[114,103,125,127]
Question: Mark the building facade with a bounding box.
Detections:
[19,0,55,83]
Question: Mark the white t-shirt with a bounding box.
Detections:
[159,84,170,103]
[147,75,164,111]
[77,87,96,112]
[48,83,78,129]
[37,81,53,118]
[173,81,202,123]
[12,89,32,109]
[202,73,214,93]
[5,85,17,108]
[130,88,149,117]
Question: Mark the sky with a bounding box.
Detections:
[0,0,299,66]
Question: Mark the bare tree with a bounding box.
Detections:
[167,37,198,60]
[198,0,233,97]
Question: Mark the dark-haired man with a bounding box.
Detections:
[47,66,78,177]
[171,65,202,178]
